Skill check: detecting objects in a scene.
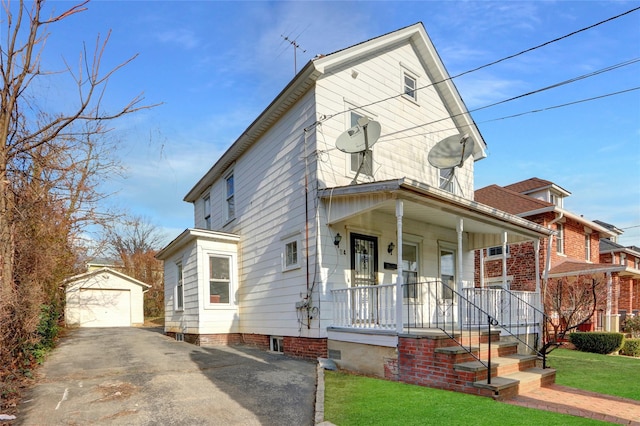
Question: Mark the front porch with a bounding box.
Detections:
[327,281,554,399]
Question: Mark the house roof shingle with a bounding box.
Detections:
[474,184,552,216]
[504,177,571,196]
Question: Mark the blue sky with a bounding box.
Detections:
[15,0,640,246]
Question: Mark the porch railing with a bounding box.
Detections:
[331,283,397,330]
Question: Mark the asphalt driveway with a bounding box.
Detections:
[16,327,317,425]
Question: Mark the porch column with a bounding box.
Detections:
[395,199,404,334]
[456,218,464,295]
[479,248,485,288]
[606,271,612,332]
[501,231,508,288]
[534,239,541,309]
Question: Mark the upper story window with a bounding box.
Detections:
[550,193,563,207]
[203,195,211,230]
[620,253,626,266]
[439,168,454,193]
[584,234,591,261]
[403,72,417,101]
[635,258,639,270]
[225,173,235,221]
[349,112,373,178]
[176,262,184,310]
[556,223,564,254]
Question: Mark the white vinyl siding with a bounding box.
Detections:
[315,41,475,198]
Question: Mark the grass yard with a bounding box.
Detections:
[324,348,640,425]
[547,348,640,401]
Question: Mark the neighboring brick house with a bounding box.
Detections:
[474,177,634,332]
[595,220,640,326]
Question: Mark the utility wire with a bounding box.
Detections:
[320,6,640,124]
[379,58,640,140]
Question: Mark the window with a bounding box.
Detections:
[270,336,284,353]
[635,258,639,270]
[284,240,299,270]
[488,245,509,257]
[349,112,373,178]
[585,234,591,261]
[620,253,626,266]
[439,168,454,193]
[176,263,184,310]
[209,256,231,304]
[403,72,417,101]
[203,195,211,230]
[440,247,455,300]
[556,223,564,254]
[225,173,235,221]
[403,243,419,298]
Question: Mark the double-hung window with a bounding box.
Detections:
[203,195,211,230]
[402,243,419,299]
[176,263,184,310]
[349,112,373,178]
[403,72,417,101]
[556,224,564,254]
[585,234,591,261]
[439,168,454,193]
[488,245,509,257]
[209,255,231,304]
[225,173,235,221]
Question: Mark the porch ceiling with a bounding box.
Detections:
[319,179,552,249]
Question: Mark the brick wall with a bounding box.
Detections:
[284,336,327,360]
[241,333,270,350]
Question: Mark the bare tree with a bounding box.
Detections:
[106,216,166,317]
[0,0,156,408]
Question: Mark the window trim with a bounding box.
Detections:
[282,235,301,272]
[402,241,419,300]
[207,254,233,307]
[175,262,184,311]
[402,71,418,102]
[347,111,374,179]
[224,171,235,223]
[584,233,591,261]
[487,245,510,259]
[203,194,211,230]
[556,223,564,254]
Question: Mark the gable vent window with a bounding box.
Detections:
[403,72,417,101]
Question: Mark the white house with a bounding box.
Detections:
[65,267,150,327]
[157,23,555,398]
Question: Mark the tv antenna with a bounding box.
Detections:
[335,117,382,184]
[427,133,474,189]
[281,35,306,75]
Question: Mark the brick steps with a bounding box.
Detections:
[397,331,555,400]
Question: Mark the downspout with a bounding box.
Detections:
[501,231,508,288]
[303,128,311,328]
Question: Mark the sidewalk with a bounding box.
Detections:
[505,384,640,425]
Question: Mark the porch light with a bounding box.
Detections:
[388,242,395,254]
[334,233,342,246]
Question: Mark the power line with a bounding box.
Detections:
[320,6,640,124]
[379,58,640,140]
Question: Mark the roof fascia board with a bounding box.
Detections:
[64,267,151,288]
[184,62,321,202]
[548,265,626,278]
[156,228,240,260]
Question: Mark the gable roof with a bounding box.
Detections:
[475,182,614,238]
[64,267,151,288]
[184,22,486,203]
[504,177,571,197]
[593,220,624,236]
[599,238,640,257]
[474,184,552,215]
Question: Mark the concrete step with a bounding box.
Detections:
[473,367,556,400]
[454,354,538,377]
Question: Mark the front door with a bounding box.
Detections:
[350,233,378,323]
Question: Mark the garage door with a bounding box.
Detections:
[79,288,131,327]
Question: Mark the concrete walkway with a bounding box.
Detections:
[505,384,640,425]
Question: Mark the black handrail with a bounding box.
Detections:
[404,280,553,384]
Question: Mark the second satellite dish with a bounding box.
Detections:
[336,118,382,153]
[428,134,473,169]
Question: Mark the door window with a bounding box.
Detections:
[350,233,378,286]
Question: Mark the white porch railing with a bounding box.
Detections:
[330,283,541,332]
[331,284,397,330]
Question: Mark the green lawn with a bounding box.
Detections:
[324,349,640,425]
[547,348,640,400]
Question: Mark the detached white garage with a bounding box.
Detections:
[65,268,151,327]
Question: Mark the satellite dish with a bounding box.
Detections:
[428,134,473,169]
[336,119,382,154]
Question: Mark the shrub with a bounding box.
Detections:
[569,332,624,354]
[621,339,640,357]
[623,316,640,338]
